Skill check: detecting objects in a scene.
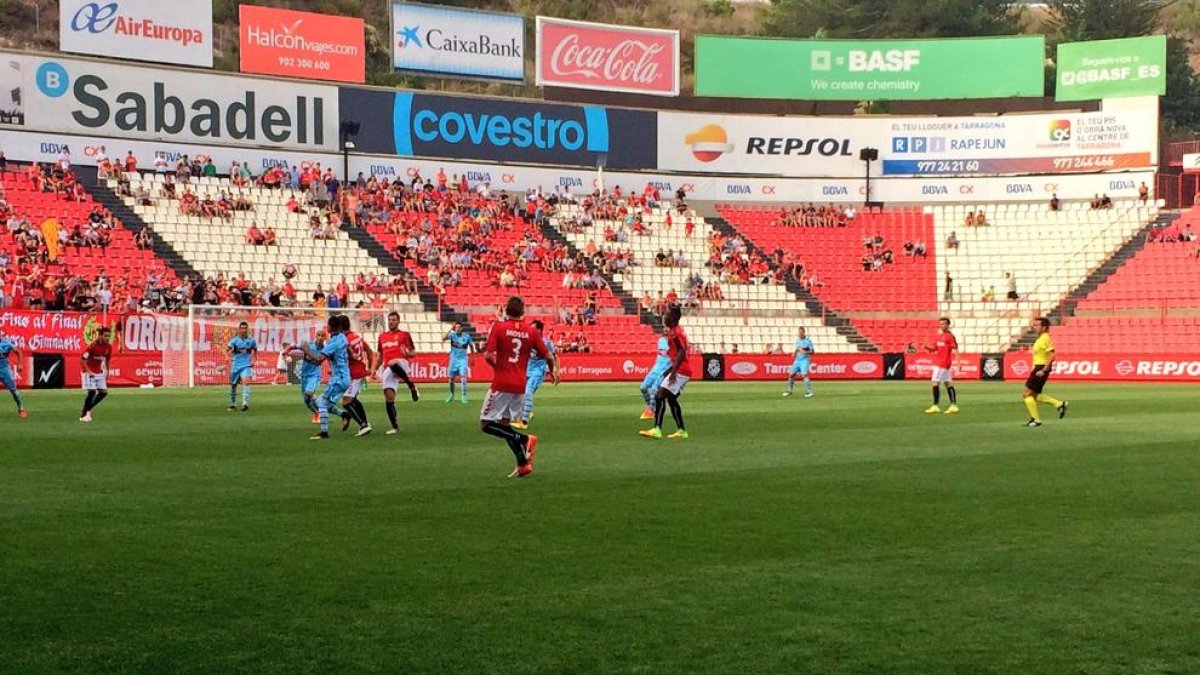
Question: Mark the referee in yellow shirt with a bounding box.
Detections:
[1023,317,1068,427]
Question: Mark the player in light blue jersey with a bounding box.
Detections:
[296,330,326,424]
[304,316,350,440]
[0,333,27,418]
[783,326,815,398]
[513,320,559,429]
[226,321,258,411]
[444,321,474,404]
[640,335,672,419]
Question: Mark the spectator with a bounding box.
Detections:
[946,231,959,251]
[245,222,265,246]
[1090,194,1102,210]
[1005,272,1018,301]
[974,211,988,226]
[944,271,954,301]
[1100,194,1113,209]
[263,226,277,246]
[1139,182,1150,204]
[1049,193,1060,211]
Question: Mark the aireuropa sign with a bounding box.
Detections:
[656,105,1158,178]
[695,35,1044,101]
[19,55,338,151]
[240,5,365,83]
[391,2,524,82]
[59,0,213,68]
[535,17,679,97]
[1056,36,1166,101]
[340,87,657,170]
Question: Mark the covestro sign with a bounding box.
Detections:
[537,17,680,96]
[240,5,365,83]
[60,0,213,68]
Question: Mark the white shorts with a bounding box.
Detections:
[930,367,953,384]
[82,372,108,390]
[345,378,365,398]
[658,374,690,396]
[480,389,524,422]
[380,360,411,390]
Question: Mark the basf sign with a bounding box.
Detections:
[59,0,214,68]
[391,2,525,82]
[240,5,365,84]
[536,17,680,97]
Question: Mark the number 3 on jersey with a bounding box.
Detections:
[507,337,523,364]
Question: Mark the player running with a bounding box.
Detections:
[227,321,258,412]
[924,317,960,415]
[377,311,421,435]
[512,319,559,430]
[783,326,815,398]
[298,330,326,424]
[0,332,28,418]
[1022,317,1068,427]
[79,327,112,423]
[480,296,554,478]
[340,315,374,437]
[641,305,691,440]
[444,322,474,404]
[639,333,671,419]
[303,316,350,441]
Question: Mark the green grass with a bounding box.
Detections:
[2,382,1200,674]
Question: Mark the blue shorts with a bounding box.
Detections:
[301,374,321,397]
[230,365,253,385]
[641,370,666,391]
[526,369,546,394]
[0,368,15,392]
[448,360,469,378]
[322,378,349,406]
[789,361,811,377]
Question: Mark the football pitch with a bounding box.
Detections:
[2,381,1199,674]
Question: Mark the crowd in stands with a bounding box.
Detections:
[774,204,855,228]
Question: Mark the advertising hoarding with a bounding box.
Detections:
[391,2,525,82]
[536,17,679,96]
[1056,36,1166,101]
[59,0,214,68]
[239,5,365,84]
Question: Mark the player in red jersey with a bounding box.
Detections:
[376,311,421,435]
[480,296,554,478]
[339,315,375,436]
[79,326,112,423]
[924,317,960,415]
[641,305,691,439]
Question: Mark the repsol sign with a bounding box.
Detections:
[339,87,658,170]
[30,59,337,149]
[746,137,853,157]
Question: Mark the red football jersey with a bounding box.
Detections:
[378,330,414,364]
[486,319,550,394]
[933,331,958,369]
[346,331,370,379]
[82,340,112,374]
[666,325,693,378]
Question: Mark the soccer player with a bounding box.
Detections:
[480,296,553,478]
[639,334,671,419]
[513,319,559,430]
[783,326,815,398]
[298,330,326,425]
[227,321,258,412]
[641,305,691,440]
[303,316,350,441]
[377,311,421,435]
[444,322,474,404]
[340,315,374,437]
[1023,317,1068,427]
[80,327,112,423]
[0,333,28,418]
[273,346,290,385]
[924,317,960,415]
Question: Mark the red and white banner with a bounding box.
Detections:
[239,5,365,83]
[905,354,983,381]
[723,354,884,380]
[1005,353,1200,382]
[536,17,680,96]
[0,309,115,354]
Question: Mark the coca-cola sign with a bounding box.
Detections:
[536,17,680,96]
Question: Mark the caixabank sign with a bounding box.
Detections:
[341,88,656,169]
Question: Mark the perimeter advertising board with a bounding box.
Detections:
[1056,36,1166,101]
[59,0,214,68]
[535,17,680,96]
[239,5,365,84]
[695,35,1044,100]
[391,2,525,82]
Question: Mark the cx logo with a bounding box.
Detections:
[958,185,975,194]
[70,2,119,34]
[405,167,421,178]
[760,185,776,195]
[678,183,694,193]
[1044,183,1059,193]
[501,174,516,184]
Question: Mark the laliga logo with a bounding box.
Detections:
[622,360,636,375]
[1049,120,1072,142]
[685,125,734,163]
[71,2,119,34]
[1115,360,1135,376]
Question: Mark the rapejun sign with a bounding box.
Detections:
[240,5,365,83]
[695,35,1044,100]
[1055,36,1166,101]
[59,0,213,68]
[536,17,680,96]
[391,2,525,82]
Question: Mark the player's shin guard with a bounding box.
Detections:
[9,388,21,409]
[385,401,398,429]
[461,379,468,398]
[803,376,813,396]
[521,393,535,423]
[82,390,96,415]
[318,397,331,433]
[666,394,685,431]
[229,385,238,406]
[352,399,369,426]
[786,376,795,394]
[304,394,319,413]
[932,386,941,405]
[641,386,654,409]
[242,385,251,406]
[482,421,528,464]
[653,397,667,429]
[1023,395,1040,421]
[449,380,456,396]
[1036,394,1062,407]
[947,386,957,405]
